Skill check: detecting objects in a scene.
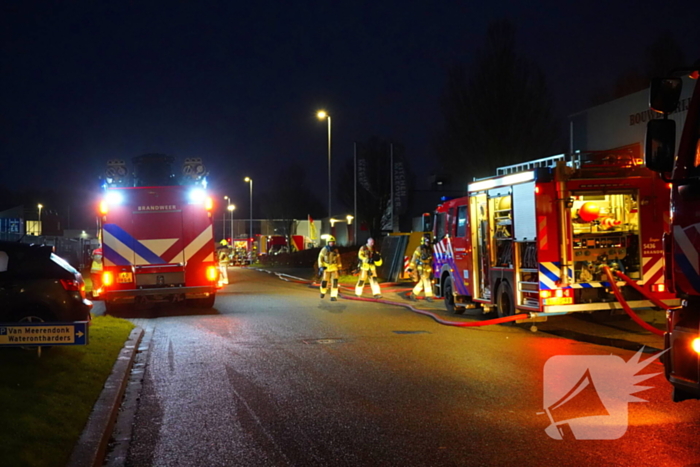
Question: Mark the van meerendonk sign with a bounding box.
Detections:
[0,322,88,347]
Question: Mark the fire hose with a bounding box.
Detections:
[601,266,666,337]
[264,270,532,327]
[262,268,667,332]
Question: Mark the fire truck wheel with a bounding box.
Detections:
[443,277,465,315]
[672,387,697,403]
[187,295,216,309]
[496,281,515,324]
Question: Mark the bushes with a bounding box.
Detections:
[258,247,359,276]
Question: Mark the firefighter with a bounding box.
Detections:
[90,247,103,294]
[407,234,434,302]
[318,235,342,301]
[355,237,383,298]
[218,239,231,263]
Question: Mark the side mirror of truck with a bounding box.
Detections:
[645,119,676,174]
[650,77,682,114]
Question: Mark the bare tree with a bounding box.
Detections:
[259,163,324,236]
[436,19,559,186]
[590,31,686,105]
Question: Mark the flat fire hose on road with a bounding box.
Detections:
[260,268,667,332]
[263,270,531,327]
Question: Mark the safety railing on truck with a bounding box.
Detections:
[495,145,641,177]
[496,153,566,176]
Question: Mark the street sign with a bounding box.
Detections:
[0,321,89,347]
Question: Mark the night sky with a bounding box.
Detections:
[2,1,699,213]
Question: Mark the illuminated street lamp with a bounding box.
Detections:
[37,204,43,236]
[346,215,355,245]
[317,110,332,219]
[244,177,253,243]
[227,203,236,244]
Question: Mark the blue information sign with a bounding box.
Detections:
[0,321,89,347]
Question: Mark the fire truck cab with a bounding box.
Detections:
[645,63,700,401]
[95,155,220,311]
[433,150,679,320]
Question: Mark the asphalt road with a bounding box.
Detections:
[100,268,700,467]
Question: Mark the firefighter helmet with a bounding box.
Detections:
[421,234,431,245]
[327,235,336,243]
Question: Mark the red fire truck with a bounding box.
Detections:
[644,62,700,401]
[432,149,679,321]
[94,155,220,311]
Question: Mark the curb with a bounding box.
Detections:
[67,326,145,467]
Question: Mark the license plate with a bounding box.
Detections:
[117,272,133,284]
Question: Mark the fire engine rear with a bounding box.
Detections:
[94,155,219,311]
[433,149,679,320]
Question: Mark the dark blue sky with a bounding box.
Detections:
[2,1,699,212]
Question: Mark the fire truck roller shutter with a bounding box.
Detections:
[512,181,537,241]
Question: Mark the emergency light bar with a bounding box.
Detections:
[468,171,535,193]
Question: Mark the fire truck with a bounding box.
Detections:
[644,62,700,401]
[432,149,679,320]
[94,154,220,311]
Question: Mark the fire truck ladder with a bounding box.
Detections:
[496,153,567,176]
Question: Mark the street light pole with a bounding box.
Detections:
[244,177,253,243]
[223,196,230,241]
[37,204,43,236]
[317,110,332,219]
[227,204,235,243]
[353,142,357,244]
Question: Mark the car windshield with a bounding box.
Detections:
[51,253,78,274]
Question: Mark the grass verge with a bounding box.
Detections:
[0,315,135,467]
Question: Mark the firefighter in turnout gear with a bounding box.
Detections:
[318,235,342,301]
[408,234,434,302]
[90,247,103,296]
[355,237,383,298]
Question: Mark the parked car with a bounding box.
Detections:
[0,241,93,323]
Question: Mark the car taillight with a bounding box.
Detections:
[61,279,85,298]
[206,265,219,282]
[60,279,81,292]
